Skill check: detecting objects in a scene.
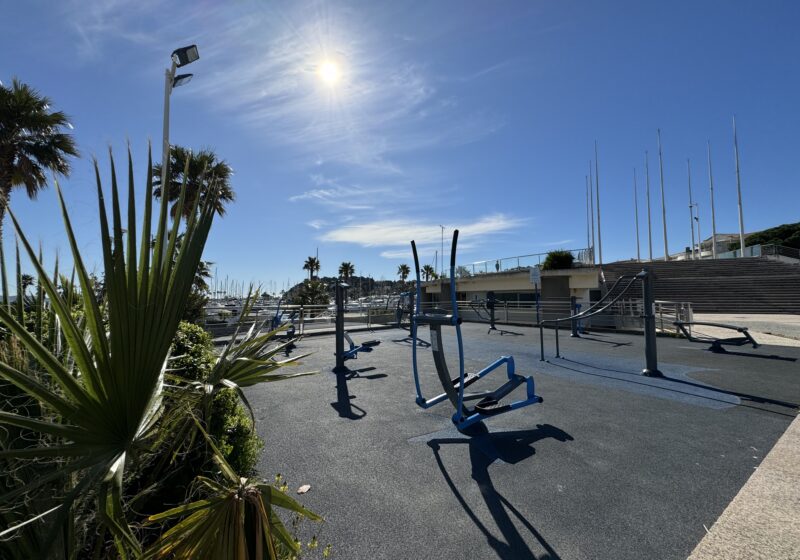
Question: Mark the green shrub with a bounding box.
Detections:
[171,320,215,380]
[171,321,263,475]
[542,250,574,270]
[210,388,264,475]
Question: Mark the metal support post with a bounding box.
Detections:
[570,296,579,337]
[333,281,347,373]
[639,268,662,377]
[555,322,561,358]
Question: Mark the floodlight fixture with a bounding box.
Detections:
[171,45,200,67]
[172,74,194,88]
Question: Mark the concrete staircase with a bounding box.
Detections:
[600,258,800,314]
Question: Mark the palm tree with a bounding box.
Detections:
[397,264,410,283]
[421,264,437,281]
[153,146,234,220]
[338,261,355,302]
[338,261,355,280]
[303,256,320,281]
[0,79,78,240]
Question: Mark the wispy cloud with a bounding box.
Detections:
[289,174,390,210]
[542,239,574,247]
[321,213,525,258]
[179,7,501,174]
[64,0,165,59]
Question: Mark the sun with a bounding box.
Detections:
[318,61,340,85]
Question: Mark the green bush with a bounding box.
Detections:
[172,321,215,380]
[210,388,264,475]
[541,250,574,271]
[171,321,263,475]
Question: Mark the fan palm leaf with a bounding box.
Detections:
[0,145,217,555]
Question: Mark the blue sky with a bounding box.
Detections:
[2,0,799,292]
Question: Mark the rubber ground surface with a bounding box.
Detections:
[245,323,799,560]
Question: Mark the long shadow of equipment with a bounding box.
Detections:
[393,336,431,348]
[555,358,799,416]
[706,348,797,362]
[428,423,573,559]
[489,327,524,336]
[576,335,632,348]
[330,367,386,420]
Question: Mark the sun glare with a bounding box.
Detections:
[318,61,340,85]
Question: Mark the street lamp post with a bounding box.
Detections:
[161,45,200,193]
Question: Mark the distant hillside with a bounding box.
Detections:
[731,222,800,250]
[283,275,412,304]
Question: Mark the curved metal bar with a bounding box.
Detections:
[410,239,425,404]
[450,230,468,423]
[542,275,639,325]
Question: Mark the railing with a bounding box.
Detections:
[716,243,800,261]
[761,244,800,261]
[456,247,594,277]
[441,297,692,334]
[605,299,693,333]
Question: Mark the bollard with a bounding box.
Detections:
[570,296,579,337]
[555,322,560,358]
[639,268,662,377]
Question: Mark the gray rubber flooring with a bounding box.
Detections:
[245,323,800,560]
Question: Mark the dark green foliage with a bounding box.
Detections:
[542,250,575,270]
[0,79,78,237]
[153,146,235,220]
[210,388,264,475]
[730,221,800,251]
[171,321,215,380]
[171,321,263,475]
[296,279,330,305]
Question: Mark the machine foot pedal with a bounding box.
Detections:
[362,340,381,347]
[451,372,479,389]
[475,397,511,415]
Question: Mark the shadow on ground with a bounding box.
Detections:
[330,366,387,420]
[428,423,573,559]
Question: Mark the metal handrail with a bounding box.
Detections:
[458,247,593,275]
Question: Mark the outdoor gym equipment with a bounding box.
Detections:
[484,291,522,336]
[333,280,381,373]
[410,230,542,432]
[270,295,297,338]
[538,269,661,377]
[395,292,414,329]
[674,321,759,353]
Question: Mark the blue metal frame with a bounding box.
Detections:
[410,231,542,431]
[342,333,378,361]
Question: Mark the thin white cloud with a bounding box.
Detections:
[541,239,574,247]
[180,8,501,174]
[289,174,394,210]
[321,213,525,258]
[307,219,327,230]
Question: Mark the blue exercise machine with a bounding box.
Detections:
[410,230,542,432]
[270,295,297,338]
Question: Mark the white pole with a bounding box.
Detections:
[645,151,653,261]
[633,168,641,261]
[687,159,695,259]
[707,141,718,259]
[733,116,746,256]
[594,141,603,265]
[589,161,595,264]
[161,60,177,194]
[439,225,444,278]
[585,175,591,251]
[657,129,669,261]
